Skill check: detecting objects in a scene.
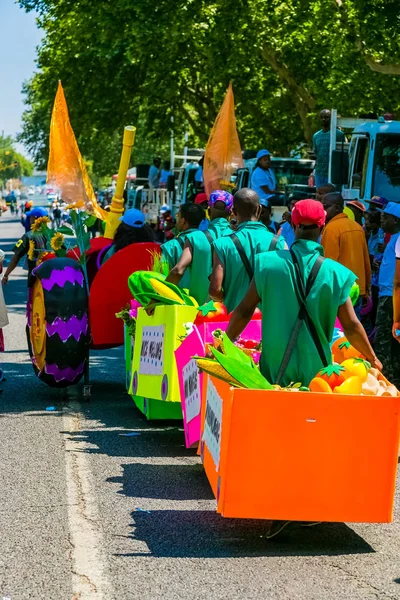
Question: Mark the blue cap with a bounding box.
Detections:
[380,202,400,219]
[26,207,48,218]
[120,208,145,228]
[256,149,270,160]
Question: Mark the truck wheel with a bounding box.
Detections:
[27,258,90,388]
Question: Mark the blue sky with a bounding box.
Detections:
[0,0,42,155]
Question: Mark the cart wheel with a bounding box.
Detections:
[26,258,90,388]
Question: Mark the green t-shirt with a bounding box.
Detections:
[186,218,231,304]
[208,217,231,240]
[213,221,285,313]
[254,239,356,387]
[161,228,198,290]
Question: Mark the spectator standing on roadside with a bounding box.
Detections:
[316,183,335,202]
[251,150,284,206]
[365,209,385,326]
[0,249,8,356]
[374,203,400,387]
[392,236,400,344]
[148,157,161,189]
[155,205,175,243]
[259,201,280,234]
[159,161,174,188]
[321,193,371,317]
[278,197,299,248]
[345,200,366,227]
[194,157,204,192]
[312,110,345,188]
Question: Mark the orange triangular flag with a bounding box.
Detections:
[47,81,106,220]
[203,83,243,197]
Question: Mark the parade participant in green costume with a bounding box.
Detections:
[166,190,233,304]
[210,188,285,312]
[227,200,381,387]
[161,203,205,290]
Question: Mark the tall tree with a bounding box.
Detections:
[18,0,400,176]
[0,135,34,182]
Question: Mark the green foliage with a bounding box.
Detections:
[115,305,137,338]
[57,225,74,235]
[18,0,400,176]
[0,135,34,181]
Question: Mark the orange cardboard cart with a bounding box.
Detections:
[201,375,400,523]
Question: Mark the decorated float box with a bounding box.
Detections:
[201,375,400,523]
[129,304,198,419]
[175,320,262,448]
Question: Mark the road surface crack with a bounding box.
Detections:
[330,561,399,599]
[67,534,98,594]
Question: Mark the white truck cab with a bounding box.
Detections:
[330,111,400,202]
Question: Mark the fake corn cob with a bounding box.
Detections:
[148,278,185,304]
[128,270,198,307]
[196,358,243,387]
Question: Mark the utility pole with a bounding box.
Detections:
[183,121,188,165]
[170,116,175,170]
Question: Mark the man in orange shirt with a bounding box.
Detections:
[321,193,371,314]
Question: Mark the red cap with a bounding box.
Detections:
[291,199,326,228]
[194,193,208,205]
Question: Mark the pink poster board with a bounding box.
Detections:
[175,327,205,448]
[199,319,262,344]
[175,319,262,448]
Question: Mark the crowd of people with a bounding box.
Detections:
[1,103,400,390]
[160,187,398,388]
[2,178,400,388]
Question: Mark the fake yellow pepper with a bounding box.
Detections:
[334,376,362,395]
[341,358,371,383]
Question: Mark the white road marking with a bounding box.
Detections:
[63,403,111,599]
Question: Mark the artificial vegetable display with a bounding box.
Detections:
[309,355,398,397]
[331,337,364,363]
[128,270,198,308]
[195,332,273,390]
[316,364,345,389]
[194,301,228,324]
[209,327,261,363]
[128,271,237,328]
[196,330,398,396]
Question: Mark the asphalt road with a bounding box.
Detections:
[1,212,400,600]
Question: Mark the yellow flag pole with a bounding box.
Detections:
[104,125,136,239]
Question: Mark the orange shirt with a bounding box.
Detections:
[321,213,371,296]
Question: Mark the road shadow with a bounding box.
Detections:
[2,271,29,314]
[108,462,214,501]
[117,511,375,558]
[62,345,191,458]
[0,359,72,415]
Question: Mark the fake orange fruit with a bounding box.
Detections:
[317,364,346,390]
[331,338,363,364]
[309,377,333,393]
